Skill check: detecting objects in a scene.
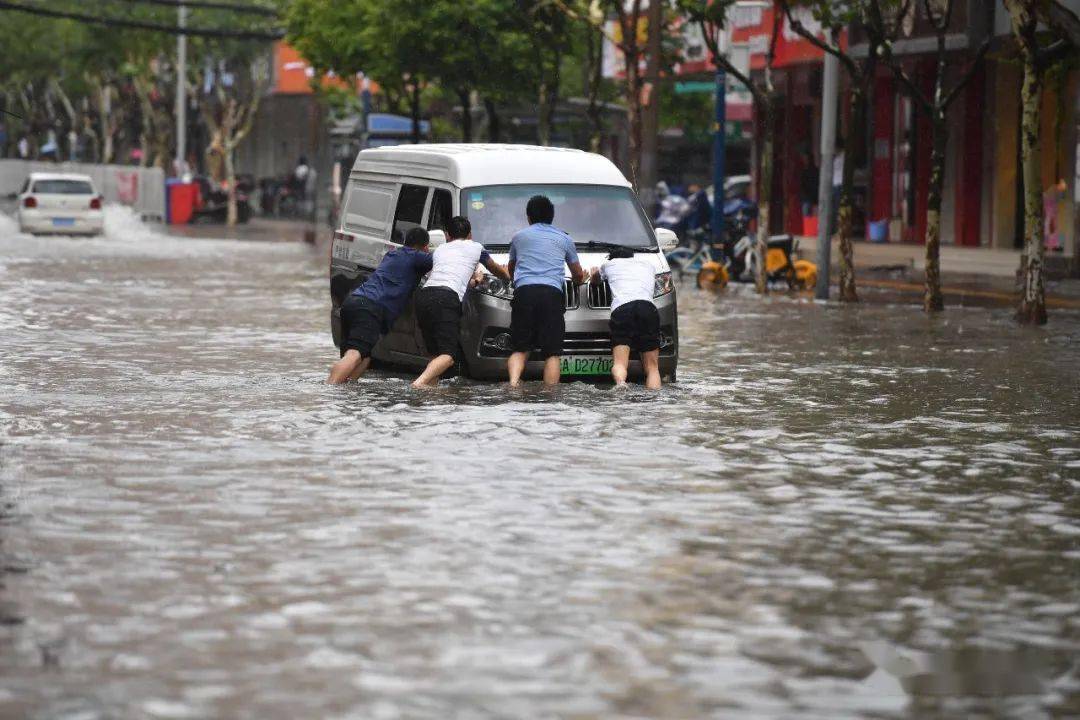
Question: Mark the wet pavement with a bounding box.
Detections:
[1,208,1078,719]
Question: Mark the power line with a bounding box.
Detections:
[107,0,279,18]
[0,1,285,40]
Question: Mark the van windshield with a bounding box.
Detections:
[462,185,656,250]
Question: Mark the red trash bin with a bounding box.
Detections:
[167,181,199,224]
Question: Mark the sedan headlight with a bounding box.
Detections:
[476,274,514,300]
[654,271,674,297]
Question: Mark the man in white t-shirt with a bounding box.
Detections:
[589,247,662,389]
[412,216,510,387]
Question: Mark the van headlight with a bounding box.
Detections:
[476,274,514,300]
[654,271,674,297]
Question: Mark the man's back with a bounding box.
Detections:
[352,247,433,320]
[510,223,578,291]
[601,257,655,312]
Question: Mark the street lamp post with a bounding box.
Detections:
[711,67,726,250]
[175,2,187,177]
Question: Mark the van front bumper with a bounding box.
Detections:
[460,289,678,381]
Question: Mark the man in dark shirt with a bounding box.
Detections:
[328,228,433,384]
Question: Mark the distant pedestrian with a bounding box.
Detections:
[17,135,31,159]
[830,139,845,236]
[506,195,589,387]
[328,228,433,384]
[589,247,662,389]
[293,156,310,200]
[412,216,510,388]
[799,149,818,219]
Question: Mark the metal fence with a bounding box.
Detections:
[0,161,166,221]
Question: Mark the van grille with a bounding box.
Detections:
[563,279,579,310]
[588,280,613,309]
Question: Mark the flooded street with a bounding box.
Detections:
[1,211,1078,719]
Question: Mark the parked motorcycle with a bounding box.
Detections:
[669,197,817,291]
[191,175,252,224]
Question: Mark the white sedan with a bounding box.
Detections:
[16,172,105,236]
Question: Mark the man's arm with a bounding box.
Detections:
[564,235,587,285]
[482,256,511,282]
[588,266,603,285]
[568,261,588,285]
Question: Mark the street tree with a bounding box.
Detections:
[195,52,270,225]
[779,0,880,303]
[675,0,784,294]
[1005,0,1079,325]
[867,0,989,313]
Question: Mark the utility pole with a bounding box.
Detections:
[814,50,839,300]
[711,52,727,247]
[175,1,187,177]
[639,0,663,213]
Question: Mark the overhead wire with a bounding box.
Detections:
[105,0,279,18]
[0,0,285,40]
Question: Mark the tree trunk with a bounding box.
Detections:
[1010,0,1047,324]
[409,81,421,144]
[923,114,947,312]
[99,83,114,164]
[224,142,237,227]
[754,85,775,295]
[537,80,551,146]
[837,84,864,302]
[625,60,643,189]
[484,97,501,142]
[585,23,604,153]
[457,88,473,142]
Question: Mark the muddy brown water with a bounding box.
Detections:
[1,211,1078,719]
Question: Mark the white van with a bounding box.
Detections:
[329,144,679,381]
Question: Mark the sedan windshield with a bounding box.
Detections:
[32,179,94,195]
[462,185,655,249]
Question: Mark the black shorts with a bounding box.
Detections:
[416,285,463,359]
[339,295,388,359]
[510,284,565,359]
[609,300,661,353]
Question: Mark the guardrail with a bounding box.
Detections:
[0,160,166,221]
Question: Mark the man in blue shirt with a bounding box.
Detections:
[507,195,588,386]
[328,227,433,384]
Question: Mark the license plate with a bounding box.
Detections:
[561,356,613,376]
[52,218,75,227]
[331,241,351,260]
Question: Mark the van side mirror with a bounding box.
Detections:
[427,229,447,249]
[656,228,679,252]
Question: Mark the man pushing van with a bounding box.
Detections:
[590,247,663,389]
[412,216,510,387]
[507,195,589,387]
[328,227,432,384]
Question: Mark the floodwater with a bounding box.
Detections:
[0,209,1078,719]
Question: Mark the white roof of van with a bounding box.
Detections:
[351,144,631,188]
[28,172,95,182]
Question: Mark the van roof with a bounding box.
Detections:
[351,144,631,189]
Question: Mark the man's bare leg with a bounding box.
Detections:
[542,356,561,385]
[641,349,661,390]
[507,351,528,387]
[329,350,369,384]
[611,346,631,386]
[347,356,372,381]
[413,354,455,388]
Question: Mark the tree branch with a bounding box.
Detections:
[942,38,990,109]
[777,0,861,80]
